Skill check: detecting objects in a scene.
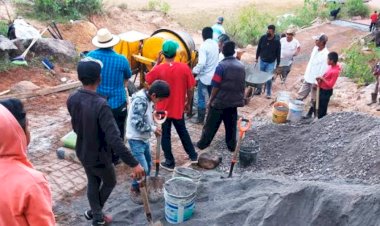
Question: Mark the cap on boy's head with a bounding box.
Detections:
[0,98,26,130]
[162,40,179,58]
[77,57,103,85]
[222,41,235,57]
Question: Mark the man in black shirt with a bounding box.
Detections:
[255,24,281,99]
[67,58,145,226]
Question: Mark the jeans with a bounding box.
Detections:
[197,107,238,151]
[318,88,333,119]
[129,139,151,189]
[260,59,276,96]
[162,117,198,166]
[111,102,128,163]
[197,81,211,109]
[84,164,116,222]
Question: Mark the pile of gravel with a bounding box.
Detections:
[212,112,380,184]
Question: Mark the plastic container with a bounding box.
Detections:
[164,177,197,224]
[276,91,291,104]
[239,141,260,168]
[288,100,305,122]
[272,102,289,124]
[173,167,202,184]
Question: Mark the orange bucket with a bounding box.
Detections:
[272,102,289,124]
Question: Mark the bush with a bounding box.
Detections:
[345,0,369,17]
[33,0,103,20]
[225,5,274,46]
[147,0,170,14]
[343,44,378,85]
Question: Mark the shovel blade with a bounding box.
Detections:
[146,176,165,203]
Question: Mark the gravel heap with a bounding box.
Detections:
[213,112,380,184]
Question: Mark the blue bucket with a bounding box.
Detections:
[164,177,197,224]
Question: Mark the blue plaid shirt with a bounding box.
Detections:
[87,48,132,109]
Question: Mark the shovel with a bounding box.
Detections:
[315,86,320,119]
[222,118,252,179]
[147,110,167,202]
[140,177,163,226]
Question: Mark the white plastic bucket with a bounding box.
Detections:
[288,100,304,122]
[173,167,202,184]
[276,91,291,104]
[164,177,197,224]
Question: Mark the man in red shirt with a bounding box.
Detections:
[370,11,378,32]
[145,40,198,171]
[316,51,341,119]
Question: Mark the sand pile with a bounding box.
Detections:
[55,171,380,226]
[214,112,380,185]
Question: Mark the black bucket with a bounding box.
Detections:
[239,140,260,168]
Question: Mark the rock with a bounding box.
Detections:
[197,152,222,169]
[11,81,40,93]
[0,35,18,61]
[60,77,68,83]
[12,38,78,62]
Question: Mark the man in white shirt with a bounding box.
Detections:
[297,33,329,118]
[279,28,301,83]
[212,17,226,42]
[192,27,219,124]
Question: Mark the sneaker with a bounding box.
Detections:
[84,210,93,220]
[190,154,199,164]
[92,215,112,226]
[266,95,271,99]
[129,188,143,205]
[160,162,175,171]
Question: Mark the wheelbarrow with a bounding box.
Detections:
[244,63,274,104]
[147,110,167,202]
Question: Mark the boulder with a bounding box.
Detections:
[0,35,17,61]
[11,81,40,93]
[197,152,222,169]
[12,38,78,62]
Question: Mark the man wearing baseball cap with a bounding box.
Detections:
[87,28,132,165]
[279,28,301,83]
[297,33,329,118]
[212,16,226,41]
[146,40,198,171]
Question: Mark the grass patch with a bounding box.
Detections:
[343,44,380,86]
[15,0,103,22]
[0,20,9,37]
[145,0,170,15]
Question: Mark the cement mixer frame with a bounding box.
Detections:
[114,29,199,100]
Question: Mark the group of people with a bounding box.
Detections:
[0,16,343,226]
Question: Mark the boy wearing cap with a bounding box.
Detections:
[67,58,144,226]
[88,28,132,165]
[127,80,170,202]
[279,28,301,83]
[212,16,226,41]
[316,52,341,118]
[146,40,198,171]
[297,33,329,118]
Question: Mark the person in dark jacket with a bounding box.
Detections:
[255,24,281,98]
[67,57,144,226]
[196,41,246,152]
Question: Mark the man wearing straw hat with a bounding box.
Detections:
[278,28,301,84]
[88,28,132,165]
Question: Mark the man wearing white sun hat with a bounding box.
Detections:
[87,28,132,165]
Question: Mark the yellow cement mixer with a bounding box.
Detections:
[113,29,198,89]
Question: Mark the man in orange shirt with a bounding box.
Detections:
[370,11,378,32]
[146,40,198,171]
[316,52,341,118]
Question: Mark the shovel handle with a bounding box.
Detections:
[139,177,153,223]
[155,134,161,177]
[153,111,167,124]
